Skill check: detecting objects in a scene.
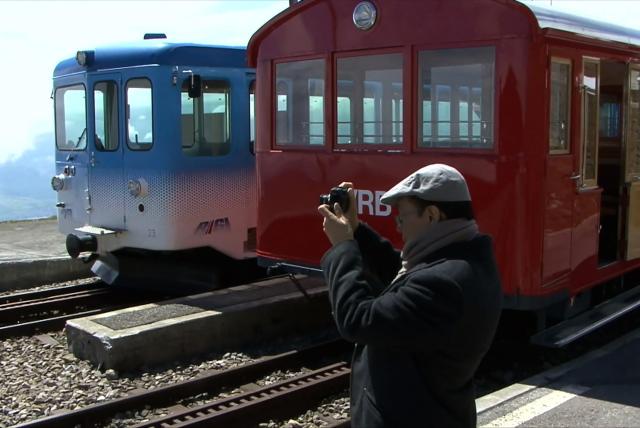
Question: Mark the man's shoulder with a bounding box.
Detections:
[406,258,471,283]
[395,261,465,308]
[410,258,448,273]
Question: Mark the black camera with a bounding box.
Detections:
[319,187,350,213]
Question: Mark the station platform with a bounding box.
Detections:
[477,328,640,427]
[0,218,91,291]
[0,218,67,261]
[66,275,332,372]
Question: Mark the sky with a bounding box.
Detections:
[0,0,639,164]
[0,0,289,164]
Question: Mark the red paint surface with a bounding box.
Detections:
[249,0,640,309]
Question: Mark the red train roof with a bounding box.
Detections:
[248,0,640,66]
[529,4,640,47]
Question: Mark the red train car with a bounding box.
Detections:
[248,0,640,343]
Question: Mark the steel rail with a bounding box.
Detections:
[0,291,157,339]
[133,362,350,428]
[0,282,103,305]
[14,339,350,428]
[327,421,351,428]
[0,288,113,322]
[0,304,127,339]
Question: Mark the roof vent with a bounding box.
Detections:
[143,33,167,40]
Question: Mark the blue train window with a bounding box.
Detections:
[418,47,495,149]
[181,79,230,157]
[126,78,153,150]
[55,84,87,151]
[94,81,119,151]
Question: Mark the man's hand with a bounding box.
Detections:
[337,182,360,231]
[318,202,354,246]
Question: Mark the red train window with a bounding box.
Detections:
[550,59,572,154]
[274,59,325,146]
[418,47,495,149]
[336,53,403,145]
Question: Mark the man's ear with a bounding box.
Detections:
[425,205,442,222]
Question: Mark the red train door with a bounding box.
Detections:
[571,58,601,273]
[572,58,631,271]
[625,65,640,260]
[543,55,638,286]
[542,57,575,286]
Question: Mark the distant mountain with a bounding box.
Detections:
[0,133,57,221]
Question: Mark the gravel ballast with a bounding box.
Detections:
[1,277,347,427]
[1,324,343,428]
[0,331,253,427]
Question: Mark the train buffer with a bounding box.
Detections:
[74,225,120,236]
[531,285,640,348]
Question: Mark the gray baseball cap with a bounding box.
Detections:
[380,164,471,205]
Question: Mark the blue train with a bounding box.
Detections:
[51,35,258,286]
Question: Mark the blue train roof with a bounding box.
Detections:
[527,4,640,47]
[54,41,248,77]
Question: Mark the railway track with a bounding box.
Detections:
[268,306,640,428]
[0,282,102,305]
[134,363,349,428]
[0,282,164,339]
[7,277,638,427]
[8,312,640,428]
[14,339,352,428]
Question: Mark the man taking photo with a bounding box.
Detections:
[318,163,502,428]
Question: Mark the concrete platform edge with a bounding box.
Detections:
[475,328,640,414]
[0,257,93,291]
[65,284,333,372]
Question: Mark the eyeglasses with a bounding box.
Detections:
[395,211,419,227]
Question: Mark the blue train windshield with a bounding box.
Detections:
[94,81,119,151]
[55,84,87,151]
[181,79,231,157]
[126,78,153,150]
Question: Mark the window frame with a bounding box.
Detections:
[125,77,154,151]
[549,57,572,155]
[333,47,409,152]
[54,83,88,152]
[180,78,232,157]
[580,57,600,189]
[249,79,256,155]
[93,80,120,152]
[414,44,497,152]
[626,63,640,183]
[272,54,329,150]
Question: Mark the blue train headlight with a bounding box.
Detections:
[128,180,141,197]
[128,178,149,198]
[353,1,377,31]
[51,174,65,192]
[76,50,95,66]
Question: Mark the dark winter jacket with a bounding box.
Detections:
[321,223,502,428]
